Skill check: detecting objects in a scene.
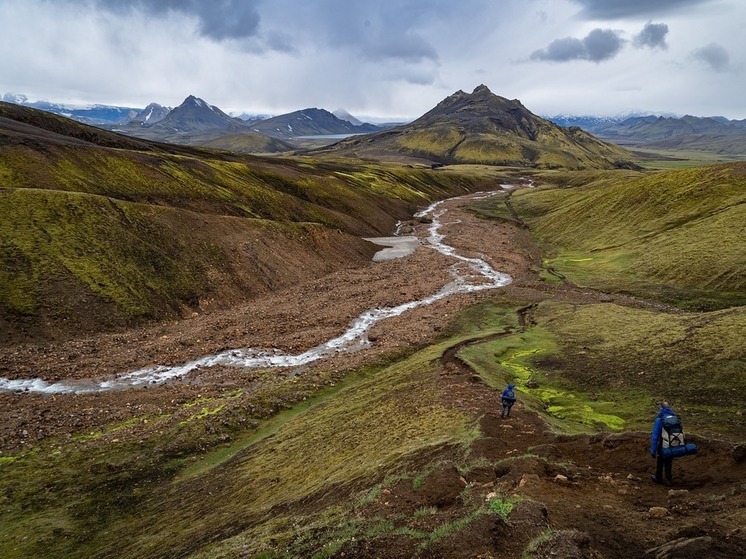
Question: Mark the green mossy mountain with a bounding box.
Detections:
[319,85,639,169]
[511,163,746,308]
[0,102,496,343]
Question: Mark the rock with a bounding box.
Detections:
[732,443,746,463]
[527,529,600,559]
[553,474,569,484]
[645,536,715,558]
[648,507,668,518]
[526,379,539,388]
[667,489,690,501]
[518,473,540,488]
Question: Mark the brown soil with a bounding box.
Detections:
[2,192,744,558]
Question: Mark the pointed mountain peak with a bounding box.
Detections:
[182,95,206,107]
[472,84,492,95]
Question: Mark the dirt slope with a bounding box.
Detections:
[0,189,743,558]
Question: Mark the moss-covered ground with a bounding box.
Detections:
[1,140,506,341]
[511,163,746,309]
[458,300,745,437]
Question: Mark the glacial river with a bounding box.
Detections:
[0,192,512,394]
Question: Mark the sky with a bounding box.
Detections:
[0,0,744,120]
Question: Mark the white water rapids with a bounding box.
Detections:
[0,193,512,395]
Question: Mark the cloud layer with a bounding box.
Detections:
[0,0,743,118]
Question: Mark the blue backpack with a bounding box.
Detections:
[660,414,697,458]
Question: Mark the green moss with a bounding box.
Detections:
[512,163,746,307]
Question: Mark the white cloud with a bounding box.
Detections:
[0,0,743,119]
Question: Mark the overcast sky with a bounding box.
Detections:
[0,0,744,119]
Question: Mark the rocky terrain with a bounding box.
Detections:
[1,190,743,558]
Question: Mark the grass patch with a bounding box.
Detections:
[458,299,745,437]
[513,164,746,309]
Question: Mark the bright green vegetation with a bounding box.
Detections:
[194,132,293,154]
[631,147,745,170]
[0,140,500,339]
[0,336,478,558]
[388,125,635,169]
[512,164,746,309]
[0,299,529,559]
[458,300,745,437]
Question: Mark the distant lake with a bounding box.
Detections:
[296,133,368,139]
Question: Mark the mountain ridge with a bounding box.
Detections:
[318,85,638,169]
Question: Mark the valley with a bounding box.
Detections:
[0,94,744,559]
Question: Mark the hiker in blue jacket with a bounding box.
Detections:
[650,401,675,485]
[501,384,517,418]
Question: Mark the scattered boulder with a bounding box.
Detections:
[519,473,541,488]
[524,529,604,559]
[732,443,745,463]
[667,489,690,502]
[648,507,669,518]
[553,474,569,484]
[526,378,539,388]
[645,536,718,558]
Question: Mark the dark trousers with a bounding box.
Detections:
[655,454,673,482]
[501,402,514,417]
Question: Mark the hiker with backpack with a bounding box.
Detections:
[501,384,517,418]
[650,401,697,485]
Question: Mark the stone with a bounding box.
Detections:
[518,473,541,488]
[526,379,539,388]
[553,474,569,484]
[648,506,668,518]
[667,489,690,501]
[645,536,714,558]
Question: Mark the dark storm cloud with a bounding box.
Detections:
[93,0,262,41]
[531,29,624,62]
[289,0,442,63]
[633,22,669,49]
[692,43,730,71]
[570,0,712,19]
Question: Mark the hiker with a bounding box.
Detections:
[501,384,517,418]
[650,401,676,485]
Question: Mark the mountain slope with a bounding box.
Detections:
[198,131,295,153]
[128,102,171,125]
[512,163,746,307]
[248,107,379,139]
[115,96,293,153]
[0,102,497,343]
[134,95,247,134]
[320,85,638,169]
[587,115,746,156]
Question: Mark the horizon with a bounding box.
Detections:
[1,89,739,124]
[1,1,744,120]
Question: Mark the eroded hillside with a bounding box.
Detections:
[0,102,503,343]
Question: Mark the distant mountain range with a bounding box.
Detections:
[1,93,141,126]
[547,114,746,155]
[4,91,744,156]
[0,92,381,153]
[319,85,637,169]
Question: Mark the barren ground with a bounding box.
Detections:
[1,191,743,558]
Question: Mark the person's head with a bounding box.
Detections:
[660,401,669,409]
[508,384,514,390]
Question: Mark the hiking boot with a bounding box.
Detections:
[664,479,672,487]
[651,475,662,484]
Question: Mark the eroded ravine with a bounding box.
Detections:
[1,192,513,394]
